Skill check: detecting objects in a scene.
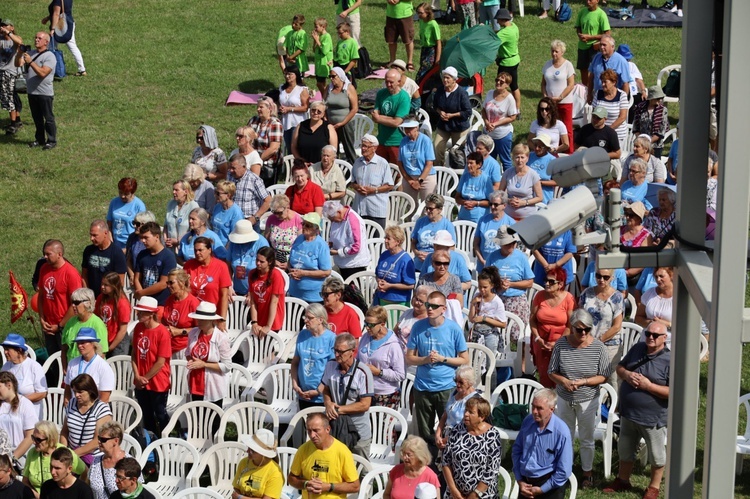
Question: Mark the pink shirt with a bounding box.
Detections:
[266,212,303,254]
[388,464,441,499]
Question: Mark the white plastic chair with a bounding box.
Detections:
[267,183,289,199]
[345,302,366,330]
[282,155,296,184]
[397,373,416,433]
[224,363,255,409]
[245,364,298,424]
[452,220,477,256]
[42,387,67,430]
[109,394,143,433]
[389,163,403,190]
[121,433,142,460]
[138,438,200,497]
[369,406,408,465]
[227,296,252,345]
[736,393,750,474]
[357,466,394,499]
[173,487,225,499]
[190,441,247,495]
[236,330,283,381]
[107,354,135,398]
[42,351,63,389]
[433,166,460,198]
[511,473,576,499]
[387,192,416,226]
[656,64,681,103]
[218,401,281,442]
[588,383,618,478]
[489,378,544,443]
[619,322,643,357]
[366,238,386,271]
[343,189,356,208]
[363,219,386,240]
[277,297,307,361]
[336,158,354,183]
[161,401,225,452]
[466,342,497,400]
[398,222,416,253]
[167,359,189,417]
[277,446,300,499]
[351,114,375,156]
[279,406,327,447]
[625,293,637,322]
[383,304,410,330]
[143,485,163,499]
[344,271,379,309]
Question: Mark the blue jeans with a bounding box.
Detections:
[493,133,513,172]
[479,4,501,31]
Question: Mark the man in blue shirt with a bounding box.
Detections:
[586,34,631,104]
[406,291,469,457]
[512,389,573,498]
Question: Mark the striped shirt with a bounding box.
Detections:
[592,89,629,144]
[548,336,611,404]
[65,399,112,459]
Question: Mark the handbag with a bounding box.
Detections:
[53,0,75,44]
[329,359,361,450]
[14,68,26,93]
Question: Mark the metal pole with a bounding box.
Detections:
[701,0,750,495]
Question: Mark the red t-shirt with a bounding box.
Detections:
[38,262,83,324]
[248,268,286,331]
[285,182,325,216]
[132,323,172,392]
[183,258,232,307]
[187,333,212,396]
[162,293,201,353]
[95,295,131,344]
[327,304,362,338]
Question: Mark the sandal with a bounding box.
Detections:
[74,71,88,76]
[407,63,415,72]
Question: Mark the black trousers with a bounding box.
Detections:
[28,94,56,144]
[135,389,169,436]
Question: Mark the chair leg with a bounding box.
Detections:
[737,453,744,475]
[603,437,612,478]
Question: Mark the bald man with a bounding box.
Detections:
[371,68,410,163]
[38,240,83,355]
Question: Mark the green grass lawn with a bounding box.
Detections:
[1,0,747,496]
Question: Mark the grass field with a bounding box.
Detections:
[0,0,748,496]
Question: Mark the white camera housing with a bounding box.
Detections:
[548,148,612,187]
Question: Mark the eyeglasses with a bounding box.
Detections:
[31,435,46,444]
[644,331,666,339]
[98,435,116,443]
[425,302,444,310]
[166,280,177,285]
[412,297,424,305]
[545,279,558,285]
[539,107,550,112]
[434,261,450,267]
[595,273,612,281]
[215,191,227,196]
[364,322,382,329]
[72,299,88,306]
[573,326,592,334]
[490,203,504,207]
[272,210,285,217]
[133,221,142,228]
[303,315,318,322]
[302,223,317,229]
[236,134,245,139]
[310,109,324,114]
[495,79,505,83]
[334,348,353,355]
[425,206,440,212]
[196,135,205,141]
[115,475,131,482]
[320,291,335,298]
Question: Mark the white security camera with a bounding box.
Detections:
[548,147,612,188]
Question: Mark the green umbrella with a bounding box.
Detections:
[439,25,502,78]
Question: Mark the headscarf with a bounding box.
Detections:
[198,125,219,150]
[327,67,351,93]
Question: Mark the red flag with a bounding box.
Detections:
[9,270,29,324]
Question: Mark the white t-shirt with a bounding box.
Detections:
[473,294,508,323]
[230,148,263,169]
[64,355,116,393]
[1,358,47,419]
[542,59,576,104]
[529,120,568,150]
[279,85,308,131]
[483,92,517,140]
[0,395,38,450]
[627,62,643,96]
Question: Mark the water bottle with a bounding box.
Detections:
[649,13,656,19]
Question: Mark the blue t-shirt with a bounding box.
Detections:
[406,318,468,392]
[288,235,332,302]
[457,171,494,223]
[475,213,515,272]
[107,196,147,246]
[620,181,653,211]
[212,204,245,246]
[399,133,436,177]
[374,250,416,303]
[424,249,472,283]
[532,231,576,285]
[228,237,271,294]
[636,267,656,294]
[485,248,534,298]
[135,248,177,305]
[412,217,457,272]
[666,139,678,186]
[481,156,503,184]
[528,152,555,204]
[581,261,628,291]
[179,229,228,261]
[294,329,336,403]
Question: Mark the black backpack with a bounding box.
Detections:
[662,69,680,98]
[342,282,368,314]
[353,47,373,80]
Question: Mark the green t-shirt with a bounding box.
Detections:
[24,444,87,492]
[496,23,520,66]
[285,28,309,74]
[277,24,293,48]
[335,37,360,67]
[386,0,414,19]
[314,32,334,77]
[575,7,610,50]
[375,88,411,146]
[418,19,441,48]
[62,315,109,362]
[337,0,360,17]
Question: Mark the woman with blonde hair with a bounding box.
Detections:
[162,268,200,358]
[374,226,416,306]
[384,435,440,499]
[230,126,262,177]
[248,96,283,185]
[183,162,215,213]
[212,180,244,247]
[23,420,86,495]
[499,143,543,221]
[164,179,199,252]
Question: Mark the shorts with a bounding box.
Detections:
[617,416,667,467]
[497,64,519,92]
[316,76,327,84]
[577,46,597,71]
[385,16,415,45]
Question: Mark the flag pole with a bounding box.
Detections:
[24,309,44,346]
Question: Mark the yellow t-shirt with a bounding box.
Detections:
[290,439,359,499]
[232,457,284,499]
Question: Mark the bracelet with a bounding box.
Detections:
[329,483,335,493]
[303,481,309,490]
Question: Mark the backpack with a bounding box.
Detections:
[49,40,66,80]
[662,69,680,98]
[492,401,529,431]
[342,282,368,314]
[353,47,373,80]
[555,1,572,22]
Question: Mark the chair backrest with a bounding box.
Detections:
[357,466,394,499]
[138,438,200,483]
[42,387,66,430]
[625,293,637,322]
[351,114,375,151]
[227,296,252,342]
[567,472,579,498]
[433,166,460,198]
[344,271,379,309]
[598,382,618,421]
[366,239,386,271]
[452,220,477,255]
[383,304,410,330]
[398,222,416,253]
[335,159,354,183]
[344,302,366,330]
[191,441,247,489]
[109,394,143,433]
[279,406,327,446]
[466,342,497,399]
[168,360,189,412]
[397,373,415,421]
[42,351,63,388]
[173,487,225,499]
[280,297,308,360]
[656,64,681,103]
[620,322,643,357]
[282,155,296,184]
[387,192,416,226]
[218,401,281,442]
[362,219,386,240]
[224,363,256,408]
[738,393,750,440]
[526,283,544,306]
[490,378,544,410]
[498,465,513,499]
[121,433,142,460]
[244,330,284,378]
[143,485,163,499]
[266,183,289,199]
[161,401,225,451]
[369,406,408,463]
[343,189,356,207]
[107,354,135,397]
[249,364,296,406]
[388,163,403,190]
[277,446,298,482]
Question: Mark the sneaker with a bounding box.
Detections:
[669,4,678,11]
[677,8,683,16]
[582,475,595,489]
[43,142,57,150]
[603,478,633,493]
[28,141,41,148]
[643,486,660,499]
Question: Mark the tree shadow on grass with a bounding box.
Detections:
[237,79,277,94]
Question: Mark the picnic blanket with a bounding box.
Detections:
[608,6,682,28]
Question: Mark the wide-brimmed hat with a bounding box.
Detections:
[74,328,100,343]
[390,59,407,71]
[228,219,260,244]
[432,230,456,247]
[647,85,665,101]
[625,201,647,221]
[240,429,278,458]
[1,333,27,352]
[133,296,159,312]
[494,225,518,246]
[302,212,322,226]
[532,134,552,148]
[188,302,224,321]
[616,44,633,60]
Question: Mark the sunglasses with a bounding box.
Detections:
[545,279,558,285]
[334,348,353,355]
[98,435,116,443]
[434,261,450,267]
[425,206,440,212]
[595,273,612,280]
[574,326,592,334]
[320,291,335,298]
[133,221,142,228]
[166,280,177,285]
[329,74,338,79]
[490,203,504,207]
[644,331,666,339]
[31,435,46,444]
[272,210,285,216]
[364,322,382,329]
[196,135,205,141]
[539,107,550,112]
[72,299,88,305]
[236,134,244,139]
[425,302,444,310]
